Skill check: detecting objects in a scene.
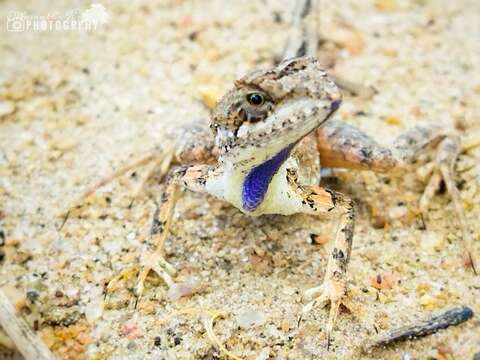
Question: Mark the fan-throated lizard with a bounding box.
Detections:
[61,0,474,349]
[66,55,472,346]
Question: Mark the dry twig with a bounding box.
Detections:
[363,306,474,351]
[0,289,57,360]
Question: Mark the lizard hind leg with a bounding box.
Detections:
[316,121,474,272]
[60,120,217,229]
[390,128,475,272]
[419,136,476,273]
[59,145,175,229]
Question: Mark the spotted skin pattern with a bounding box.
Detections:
[316,120,454,171]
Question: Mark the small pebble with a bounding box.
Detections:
[255,348,271,360]
[167,278,199,300]
[126,231,136,242]
[122,320,144,339]
[77,332,92,345]
[436,343,453,359]
[309,233,330,245]
[199,86,222,109]
[0,101,15,118]
[282,286,295,295]
[375,0,398,11]
[419,294,443,310]
[371,271,395,290]
[236,309,266,329]
[388,206,408,220]
[26,290,39,303]
[384,115,402,125]
[84,296,104,323]
[420,231,444,252]
[371,214,387,229]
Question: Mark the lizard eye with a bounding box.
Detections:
[247,93,264,106]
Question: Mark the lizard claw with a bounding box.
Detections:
[300,278,347,349]
[134,253,177,297]
[106,253,177,301]
[418,136,476,274]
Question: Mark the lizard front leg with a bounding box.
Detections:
[316,120,475,272]
[289,175,355,348]
[106,164,215,299]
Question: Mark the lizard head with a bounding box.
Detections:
[211,56,342,166]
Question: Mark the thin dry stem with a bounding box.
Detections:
[0,289,57,360]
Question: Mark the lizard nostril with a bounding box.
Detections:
[330,99,342,113]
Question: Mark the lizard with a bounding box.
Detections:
[59,0,474,349]
[73,56,472,347]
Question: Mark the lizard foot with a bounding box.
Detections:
[418,136,476,273]
[300,278,347,349]
[106,252,177,301]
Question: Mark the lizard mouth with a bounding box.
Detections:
[300,97,341,139]
[309,97,342,134]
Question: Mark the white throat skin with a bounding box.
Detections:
[205,152,302,216]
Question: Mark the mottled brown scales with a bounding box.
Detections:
[290,134,321,185]
[212,85,274,131]
[316,121,459,173]
[64,56,473,349]
[316,120,396,171]
[212,57,336,142]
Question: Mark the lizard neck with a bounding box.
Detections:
[205,144,296,214]
[241,144,294,212]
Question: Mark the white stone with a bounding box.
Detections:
[84,295,104,323]
[0,101,15,118]
[236,309,266,329]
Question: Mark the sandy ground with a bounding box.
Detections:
[0,0,479,359]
